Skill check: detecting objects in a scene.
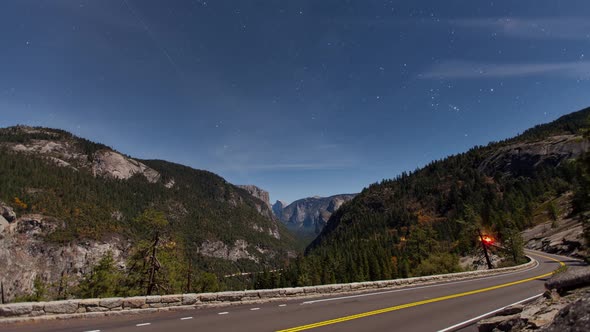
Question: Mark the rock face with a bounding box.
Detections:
[272,200,286,219]
[234,185,281,239]
[0,210,128,302]
[0,126,162,184]
[198,239,260,263]
[525,220,586,259]
[543,294,590,332]
[275,194,356,234]
[478,135,589,177]
[237,185,271,208]
[523,193,587,259]
[0,201,16,222]
[91,150,160,183]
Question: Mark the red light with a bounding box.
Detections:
[481,236,494,245]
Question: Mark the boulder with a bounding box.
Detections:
[0,202,16,222]
[0,215,9,235]
[527,308,562,329]
[477,314,524,332]
[495,304,524,316]
[543,295,590,332]
[545,266,590,294]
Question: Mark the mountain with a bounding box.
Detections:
[272,200,287,218]
[273,194,357,234]
[284,108,590,286]
[237,185,272,210]
[0,126,296,301]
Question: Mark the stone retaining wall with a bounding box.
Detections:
[0,257,536,323]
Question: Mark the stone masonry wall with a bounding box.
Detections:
[0,257,536,324]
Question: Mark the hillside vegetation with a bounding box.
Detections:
[0,126,296,300]
[255,108,590,288]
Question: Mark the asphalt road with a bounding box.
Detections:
[3,250,578,332]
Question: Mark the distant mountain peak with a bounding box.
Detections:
[273,194,357,234]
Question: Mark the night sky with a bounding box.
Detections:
[1,1,590,203]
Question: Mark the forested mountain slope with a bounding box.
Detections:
[0,126,296,301]
[295,108,590,285]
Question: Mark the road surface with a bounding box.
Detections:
[3,250,579,332]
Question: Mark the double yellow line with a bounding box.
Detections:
[277,253,564,332]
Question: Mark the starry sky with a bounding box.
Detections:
[1,1,590,203]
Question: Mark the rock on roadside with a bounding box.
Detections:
[542,294,590,332]
[477,265,590,332]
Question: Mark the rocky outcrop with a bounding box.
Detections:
[235,186,281,239]
[546,266,590,295]
[198,240,259,263]
[523,197,587,259]
[91,150,160,183]
[477,267,590,332]
[272,200,286,219]
[237,185,271,208]
[543,293,590,332]
[0,213,128,302]
[478,135,589,177]
[0,202,16,222]
[276,194,356,234]
[1,126,161,184]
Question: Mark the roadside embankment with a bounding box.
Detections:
[478,262,590,332]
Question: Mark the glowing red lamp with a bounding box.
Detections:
[481,235,494,245]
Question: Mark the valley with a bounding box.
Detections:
[1,108,588,304]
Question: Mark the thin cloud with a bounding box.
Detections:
[421,60,590,79]
[452,17,590,40]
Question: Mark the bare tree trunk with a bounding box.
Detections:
[186,259,192,293]
[57,270,65,299]
[478,229,493,270]
[147,234,160,296]
[1,281,5,304]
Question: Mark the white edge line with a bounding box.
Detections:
[436,293,544,332]
[84,330,101,332]
[180,316,193,320]
[136,323,152,327]
[218,312,229,315]
[302,257,539,305]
